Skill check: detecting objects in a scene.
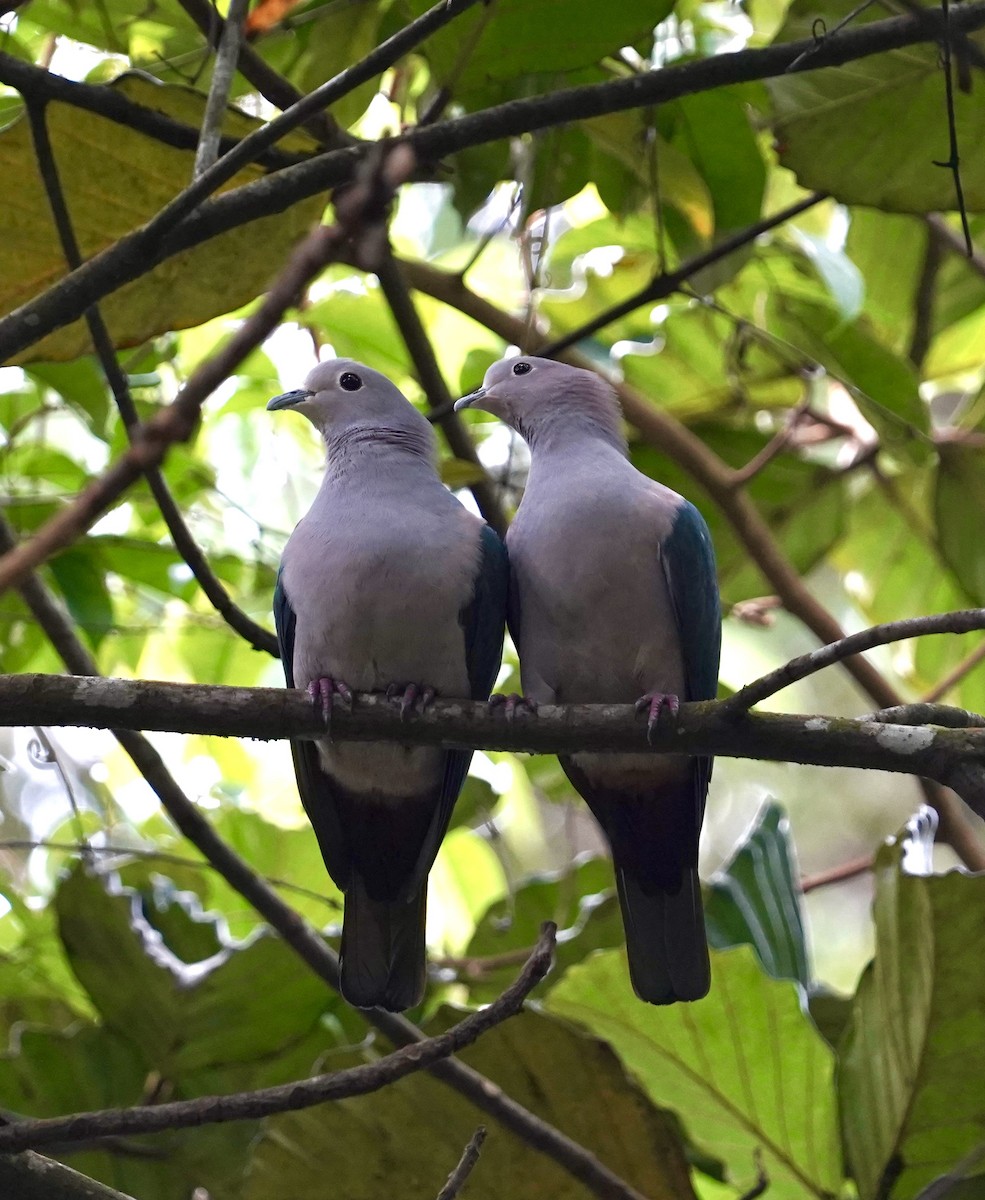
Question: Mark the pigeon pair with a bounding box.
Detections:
[268,357,721,1012]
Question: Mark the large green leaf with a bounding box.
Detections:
[245,1008,698,1200]
[706,802,811,988]
[767,0,985,211]
[0,76,321,362]
[54,865,329,1075]
[395,0,671,95]
[547,945,842,1199]
[839,845,985,1200]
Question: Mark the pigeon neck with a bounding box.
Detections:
[524,415,627,459]
[324,422,437,482]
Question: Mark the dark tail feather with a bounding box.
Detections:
[616,866,710,1004]
[339,877,428,1012]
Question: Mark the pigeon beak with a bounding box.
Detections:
[453,387,486,412]
[267,389,312,411]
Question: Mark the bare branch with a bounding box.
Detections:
[0,928,555,1154]
[4,675,985,806]
[175,0,342,146]
[0,1151,137,1200]
[3,1,985,364]
[192,0,250,178]
[436,1127,488,1200]
[800,854,873,893]
[723,610,985,713]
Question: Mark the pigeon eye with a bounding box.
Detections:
[512,361,532,376]
[339,372,362,392]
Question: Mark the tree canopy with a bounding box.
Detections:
[1,1,985,1198]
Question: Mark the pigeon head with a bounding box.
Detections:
[454,356,624,450]
[268,359,435,456]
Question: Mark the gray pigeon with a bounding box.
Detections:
[270,360,508,1011]
[457,356,720,1003]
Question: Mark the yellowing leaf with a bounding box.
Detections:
[0,76,322,363]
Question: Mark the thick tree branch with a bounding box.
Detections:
[0,926,555,1154]
[0,51,304,169]
[0,143,417,598]
[3,675,985,808]
[3,1,984,364]
[25,97,278,656]
[0,1152,137,1200]
[0,521,649,1200]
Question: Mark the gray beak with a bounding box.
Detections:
[453,388,486,412]
[267,389,312,411]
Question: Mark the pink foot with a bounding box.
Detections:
[635,691,680,744]
[385,682,436,720]
[488,693,539,723]
[308,677,353,729]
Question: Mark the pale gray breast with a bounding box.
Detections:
[283,491,480,698]
[509,471,685,705]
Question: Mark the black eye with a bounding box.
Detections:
[339,372,362,392]
[512,361,532,376]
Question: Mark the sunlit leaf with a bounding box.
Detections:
[840,845,985,1200]
[548,945,842,1199]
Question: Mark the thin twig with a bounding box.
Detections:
[800,854,873,893]
[922,638,985,703]
[931,0,974,254]
[0,839,342,910]
[175,0,342,145]
[538,192,827,358]
[723,609,985,713]
[25,97,278,656]
[908,227,944,368]
[193,0,249,178]
[436,1127,488,1200]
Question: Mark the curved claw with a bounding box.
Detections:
[489,692,539,724]
[635,691,680,745]
[387,682,437,721]
[307,677,354,732]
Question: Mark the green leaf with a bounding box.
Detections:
[705,802,811,987]
[839,844,985,1200]
[399,0,672,95]
[547,945,842,1199]
[246,1008,698,1200]
[48,546,115,651]
[935,444,985,604]
[0,77,321,363]
[767,0,985,211]
[460,857,625,1003]
[54,865,329,1075]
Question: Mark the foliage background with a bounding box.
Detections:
[1,0,985,1197]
